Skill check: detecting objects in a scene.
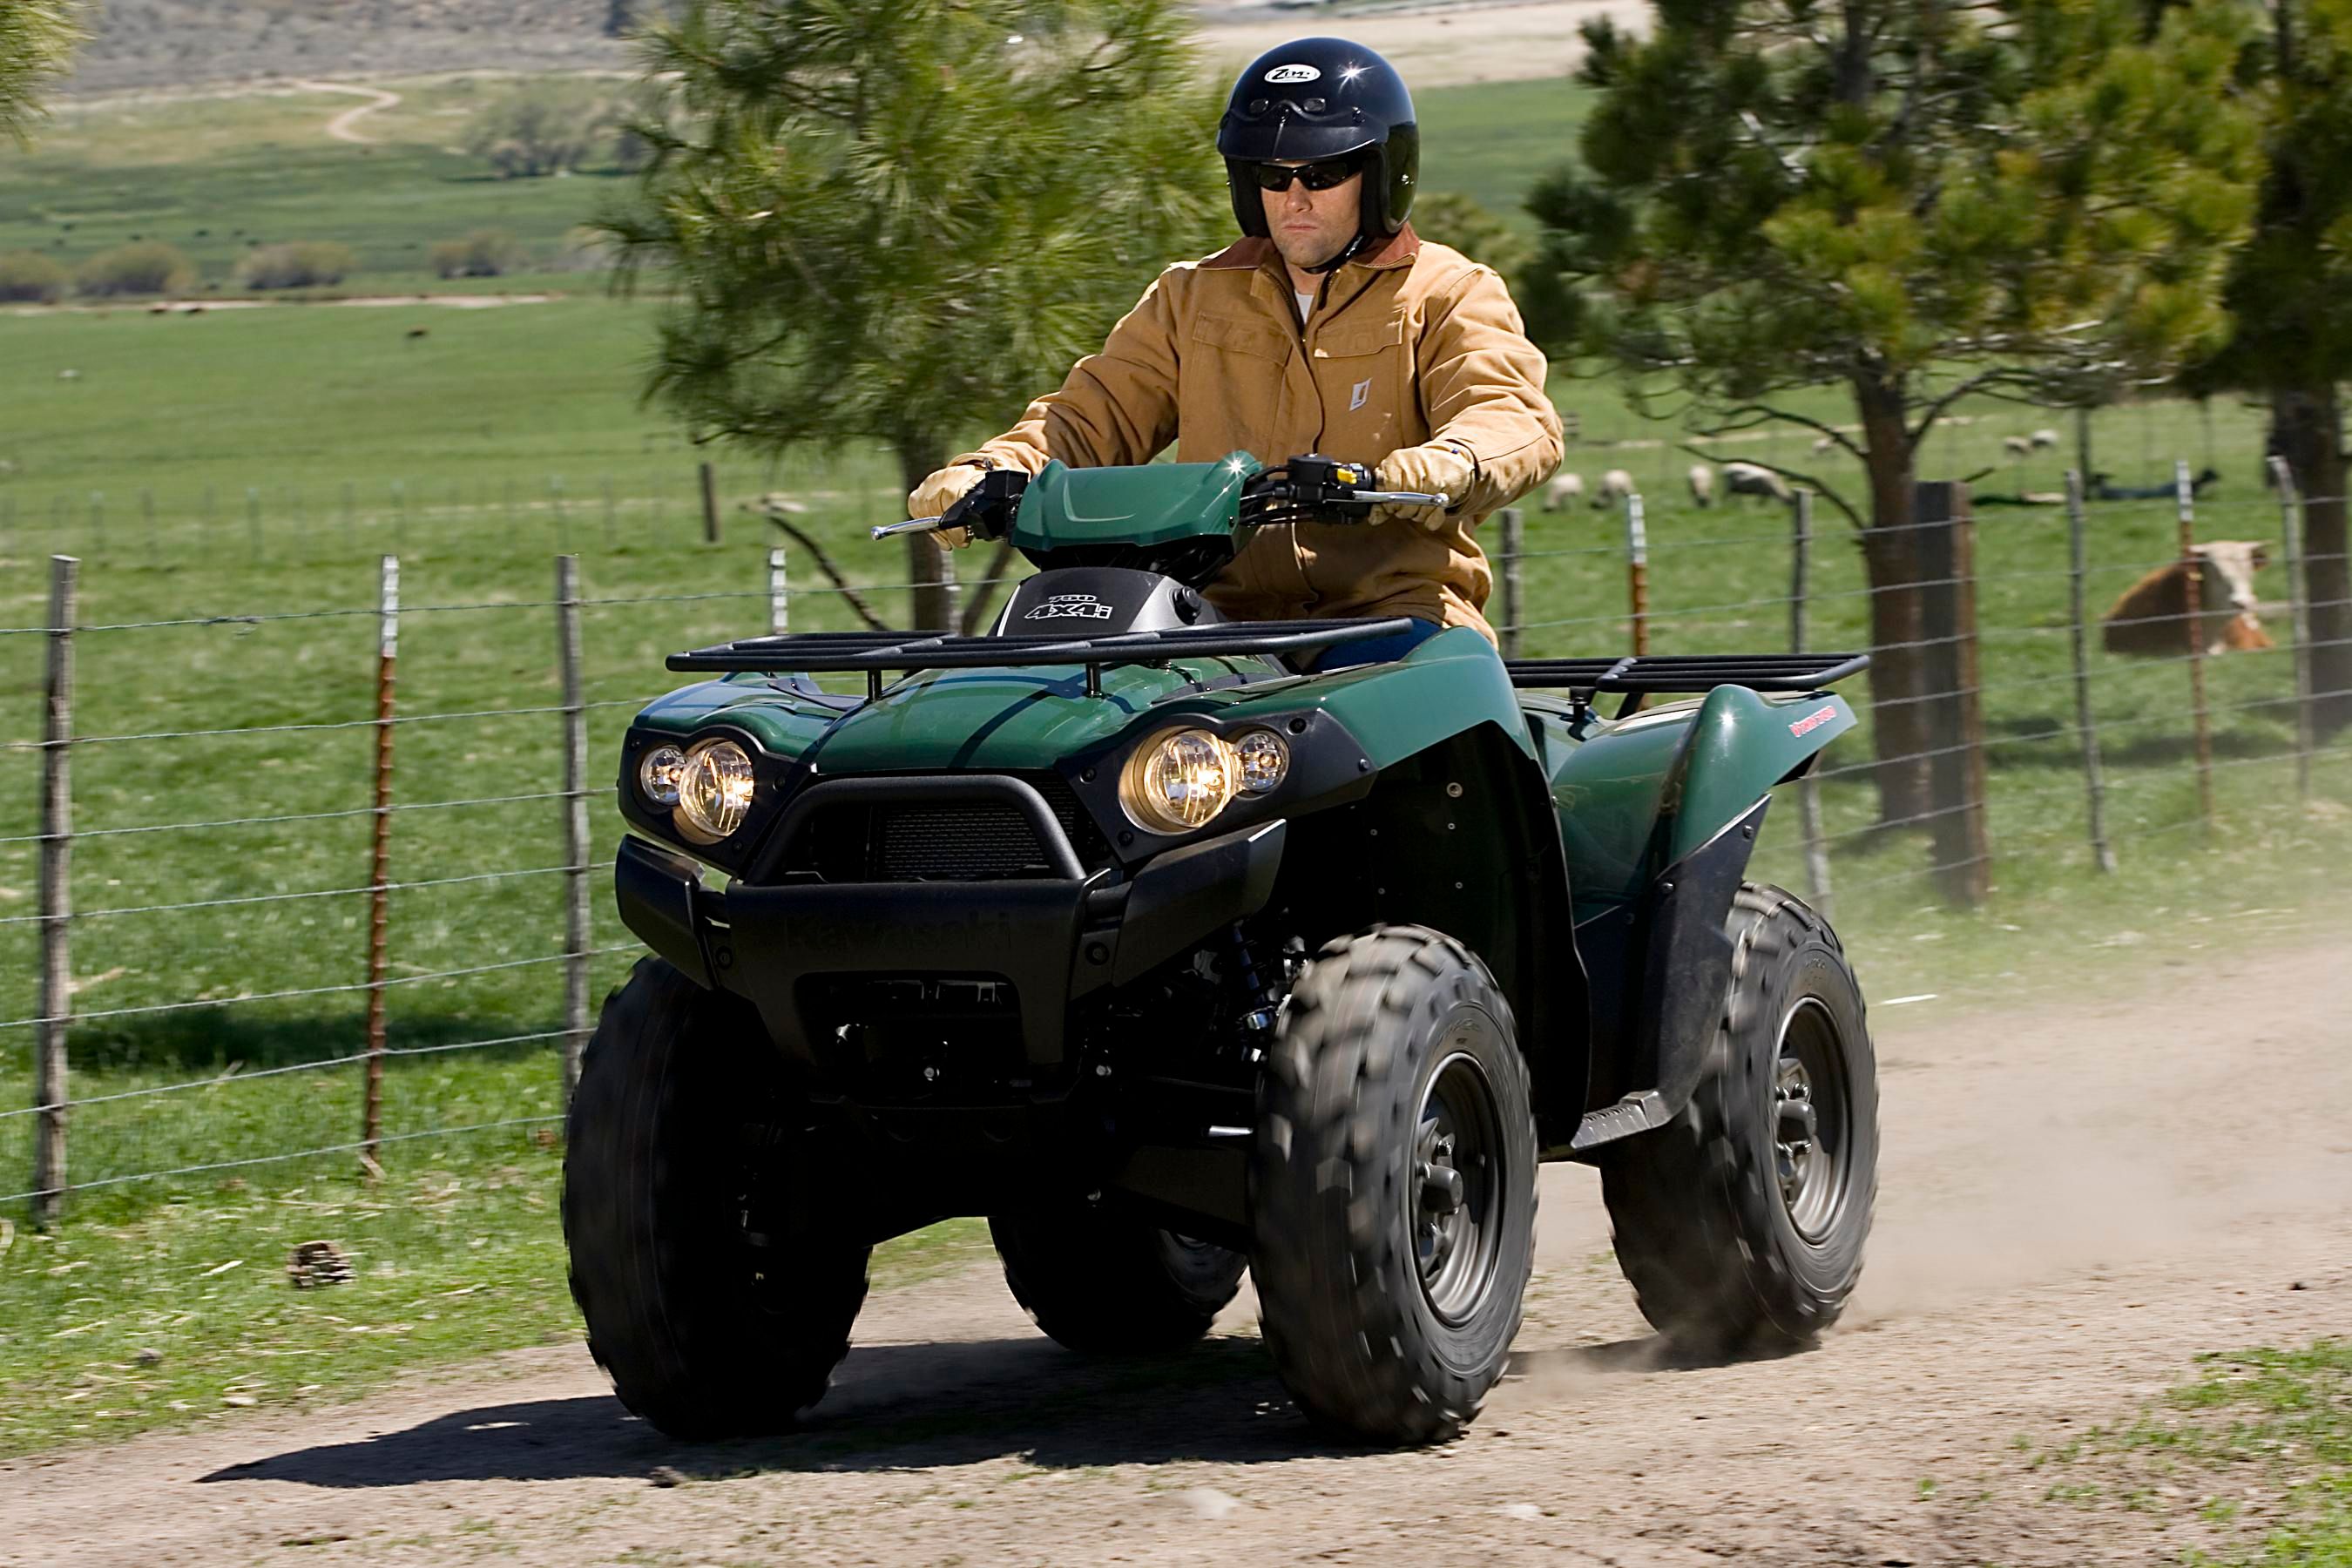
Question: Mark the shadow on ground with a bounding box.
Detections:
[198,1324,1749,1489]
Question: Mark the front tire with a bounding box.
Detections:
[1601,883,1879,1356]
[563,956,870,1438]
[989,1205,1246,1354]
[1249,925,1537,1446]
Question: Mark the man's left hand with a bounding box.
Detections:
[1370,443,1475,530]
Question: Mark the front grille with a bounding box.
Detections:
[778,774,1110,882]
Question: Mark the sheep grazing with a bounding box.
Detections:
[1540,472,1585,512]
[2030,428,2061,449]
[1812,436,1837,456]
[1594,469,1636,508]
[1686,463,1716,508]
[2002,435,2033,459]
[1722,462,1792,505]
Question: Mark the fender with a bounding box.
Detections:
[1567,684,1855,1157]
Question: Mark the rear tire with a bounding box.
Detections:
[989,1206,1246,1354]
[563,956,870,1439]
[1601,883,1878,1356]
[1249,925,1537,1446]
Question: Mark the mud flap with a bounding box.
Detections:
[1570,795,1768,1153]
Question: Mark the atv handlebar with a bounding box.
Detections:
[868,456,1450,544]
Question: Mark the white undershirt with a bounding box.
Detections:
[1295,288,1315,324]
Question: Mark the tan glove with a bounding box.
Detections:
[907,462,988,550]
[1370,442,1477,531]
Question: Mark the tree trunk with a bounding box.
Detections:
[2274,386,2352,738]
[1852,374,1932,824]
[896,440,955,633]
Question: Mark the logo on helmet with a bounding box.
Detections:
[1263,63,1321,84]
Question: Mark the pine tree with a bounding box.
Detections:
[0,1,83,146]
[1524,0,2258,820]
[602,0,1226,630]
[2189,0,2352,737]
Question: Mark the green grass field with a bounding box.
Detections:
[0,72,2346,1459]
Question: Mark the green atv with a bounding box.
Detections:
[563,453,1878,1447]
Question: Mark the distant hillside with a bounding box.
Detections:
[60,0,637,93]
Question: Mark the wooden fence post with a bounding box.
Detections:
[1624,492,1650,655]
[33,556,78,1227]
[2269,455,2317,800]
[769,546,790,637]
[2175,460,2216,829]
[2063,471,2119,874]
[361,556,398,1174]
[1497,506,1524,659]
[1915,480,1991,905]
[556,557,591,1103]
[699,462,722,545]
[1789,490,1834,916]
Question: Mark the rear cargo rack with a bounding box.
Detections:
[668,618,1416,698]
[1505,652,1870,702]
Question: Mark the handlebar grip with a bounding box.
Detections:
[872,516,948,540]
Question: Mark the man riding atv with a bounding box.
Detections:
[909,37,1564,665]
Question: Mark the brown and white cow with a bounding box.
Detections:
[2102,541,2274,658]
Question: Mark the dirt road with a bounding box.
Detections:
[3,938,2345,1566]
[294,82,402,145]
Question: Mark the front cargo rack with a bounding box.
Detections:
[668,618,1416,698]
[1505,652,1870,702]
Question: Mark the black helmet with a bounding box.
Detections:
[1218,38,1418,262]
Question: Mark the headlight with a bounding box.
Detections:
[1233,729,1289,794]
[674,739,756,842]
[1119,728,1239,834]
[638,744,686,808]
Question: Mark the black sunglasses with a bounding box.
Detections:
[1249,154,1363,193]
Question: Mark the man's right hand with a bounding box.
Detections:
[908,463,988,550]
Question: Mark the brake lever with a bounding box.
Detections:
[872,516,946,539]
[1350,490,1451,509]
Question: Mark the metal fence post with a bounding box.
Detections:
[2269,455,2316,799]
[2175,459,2216,828]
[556,557,591,1102]
[33,557,78,1227]
[2064,472,2118,874]
[699,462,722,545]
[1624,492,1650,656]
[769,545,789,637]
[362,556,399,1173]
[1788,490,1834,916]
[1497,506,1524,659]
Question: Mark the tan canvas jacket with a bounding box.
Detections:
[951,224,1563,642]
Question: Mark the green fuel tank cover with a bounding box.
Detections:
[1010,453,1263,552]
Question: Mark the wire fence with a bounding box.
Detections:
[0,459,2345,1222]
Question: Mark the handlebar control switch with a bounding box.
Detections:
[942,468,1031,543]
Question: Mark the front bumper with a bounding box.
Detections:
[614,774,1287,1069]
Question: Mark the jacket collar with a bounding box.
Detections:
[1199,222,1422,274]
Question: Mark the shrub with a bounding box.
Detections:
[0,250,68,303]
[463,84,615,179]
[75,240,195,298]
[429,229,524,280]
[233,240,358,290]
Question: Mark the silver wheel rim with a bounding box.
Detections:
[1774,997,1851,1242]
[1409,1039,1507,1327]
